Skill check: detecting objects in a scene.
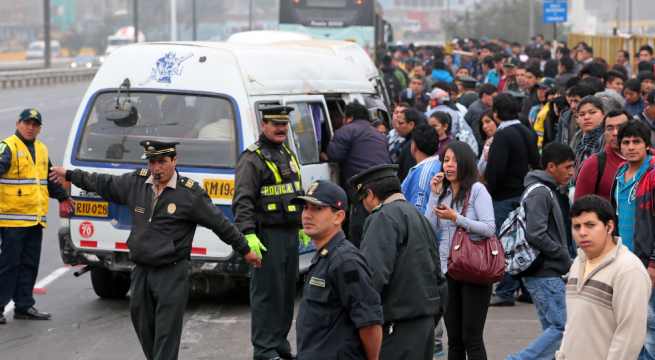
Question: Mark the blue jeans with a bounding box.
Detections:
[506,277,566,360]
[639,291,655,359]
[493,197,521,301]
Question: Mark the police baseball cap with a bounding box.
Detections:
[260,105,294,124]
[139,140,179,160]
[18,108,42,125]
[293,180,348,211]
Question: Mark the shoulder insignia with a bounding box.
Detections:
[185,178,195,188]
[0,142,6,154]
[247,143,260,152]
[138,168,149,177]
[320,248,329,257]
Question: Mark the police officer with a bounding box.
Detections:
[0,109,74,324]
[349,164,446,360]
[49,140,260,360]
[294,180,383,360]
[232,105,306,360]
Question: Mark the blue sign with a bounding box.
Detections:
[543,0,568,24]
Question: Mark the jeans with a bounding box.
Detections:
[639,291,655,359]
[493,197,521,301]
[506,277,566,360]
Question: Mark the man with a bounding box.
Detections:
[555,84,595,146]
[456,76,479,108]
[555,57,576,90]
[575,110,630,201]
[486,93,539,307]
[232,105,305,360]
[0,109,74,324]
[294,180,383,360]
[401,124,441,214]
[557,195,650,360]
[636,90,655,146]
[519,66,541,124]
[399,76,430,112]
[639,45,654,65]
[617,49,632,78]
[625,78,645,117]
[574,42,594,73]
[387,103,408,164]
[49,141,260,360]
[350,164,445,360]
[464,83,497,145]
[506,143,574,360]
[606,70,626,94]
[326,101,390,247]
[395,108,424,181]
[612,120,654,254]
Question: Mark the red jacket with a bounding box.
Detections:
[574,143,625,202]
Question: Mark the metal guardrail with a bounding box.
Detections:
[0,67,97,89]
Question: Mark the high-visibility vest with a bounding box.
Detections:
[0,135,50,227]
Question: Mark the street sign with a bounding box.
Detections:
[543,0,568,24]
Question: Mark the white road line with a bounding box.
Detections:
[0,106,22,114]
[3,266,71,315]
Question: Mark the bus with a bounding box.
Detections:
[278,0,392,57]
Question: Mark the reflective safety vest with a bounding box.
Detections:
[0,135,50,227]
[250,142,303,226]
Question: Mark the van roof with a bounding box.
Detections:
[94,41,375,96]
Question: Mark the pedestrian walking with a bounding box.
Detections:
[425,141,496,360]
[231,105,306,360]
[350,164,446,360]
[557,195,651,360]
[294,180,383,360]
[0,109,74,324]
[49,140,260,360]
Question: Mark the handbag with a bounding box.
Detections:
[447,192,505,285]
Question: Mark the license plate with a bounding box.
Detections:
[74,200,109,218]
[203,179,235,200]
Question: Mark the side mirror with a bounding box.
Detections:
[106,102,138,127]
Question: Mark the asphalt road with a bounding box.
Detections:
[0,82,540,360]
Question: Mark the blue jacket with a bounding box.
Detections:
[431,69,453,84]
[401,156,441,214]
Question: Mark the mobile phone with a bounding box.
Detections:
[437,204,446,210]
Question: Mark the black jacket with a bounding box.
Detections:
[396,133,416,182]
[67,169,249,267]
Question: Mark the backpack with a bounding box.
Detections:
[499,183,553,275]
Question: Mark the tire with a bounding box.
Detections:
[90,267,130,299]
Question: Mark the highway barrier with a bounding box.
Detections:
[0,67,97,89]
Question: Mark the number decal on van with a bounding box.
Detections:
[203,179,235,200]
[74,200,109,218]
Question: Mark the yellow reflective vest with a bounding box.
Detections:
[0,135,50,227]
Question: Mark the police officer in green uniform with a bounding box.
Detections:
[294,180,383,360]
[349,164,446,360]
[232,105,307,360]
[49,141,261,360]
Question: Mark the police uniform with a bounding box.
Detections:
[349,164,446,360]
[0,109,70,323]
[232,106,303,360]
[294,181,383,360]
[64,140,251,360]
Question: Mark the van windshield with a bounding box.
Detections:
[76,92,238,168]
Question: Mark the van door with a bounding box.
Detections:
[280,95,338,189]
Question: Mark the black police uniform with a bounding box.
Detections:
[232,106,303,360]
[350,165,446,360]
[296,231,382,360]
[65,140,251,360]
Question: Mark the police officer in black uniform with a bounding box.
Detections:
[349,164,446,360]
[232,105,306,360]
[49,141,260,360]
[294,180,383,360]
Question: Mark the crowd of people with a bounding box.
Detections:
[322,36,655,359]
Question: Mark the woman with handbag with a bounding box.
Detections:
[425,141,497,360]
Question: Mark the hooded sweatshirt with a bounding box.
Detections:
[521,170,572,277]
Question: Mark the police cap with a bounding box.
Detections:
[261,105,294,124]
[19,108,42,125]
[457,76,478,89]
[293,180,348,211]
[139,140,179,160]
[347,164,399,195]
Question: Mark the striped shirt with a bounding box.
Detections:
[401,155,441,215]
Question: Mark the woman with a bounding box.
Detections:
[477,110,500,176]
[425,141,496,360]
[573,96,605,177]
[428,111,453,161]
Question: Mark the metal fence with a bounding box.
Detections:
[568,33,655,74]
[0,67,97,89]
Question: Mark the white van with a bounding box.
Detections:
[58,41,386,298]
[26,40,61,60]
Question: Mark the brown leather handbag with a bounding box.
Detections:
[447,192,505,285]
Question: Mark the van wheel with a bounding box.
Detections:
[90,267,130,299]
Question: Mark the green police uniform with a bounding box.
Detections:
[65,141,251,360]
[232,106,304,360]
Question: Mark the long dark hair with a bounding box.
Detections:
[478,110,498,142]
[438,141,479,207]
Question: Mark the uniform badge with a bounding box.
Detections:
[320,248,329,256]
[167,203,177,214]
[185,179,195,188]
[138,168,149,177]
[135,206,145,214]
[307,182,319,196]
[309,276,326,288]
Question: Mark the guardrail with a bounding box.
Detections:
[0,67,97,89]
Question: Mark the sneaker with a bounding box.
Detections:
[489,295,515,307]
[433,343,445,358]
[13,307,51,320]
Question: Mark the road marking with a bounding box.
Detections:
[0,106,22,114]
[3,266,70,315]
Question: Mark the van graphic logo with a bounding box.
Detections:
[147,51,193,84]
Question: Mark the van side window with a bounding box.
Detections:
[287,102,324,165]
